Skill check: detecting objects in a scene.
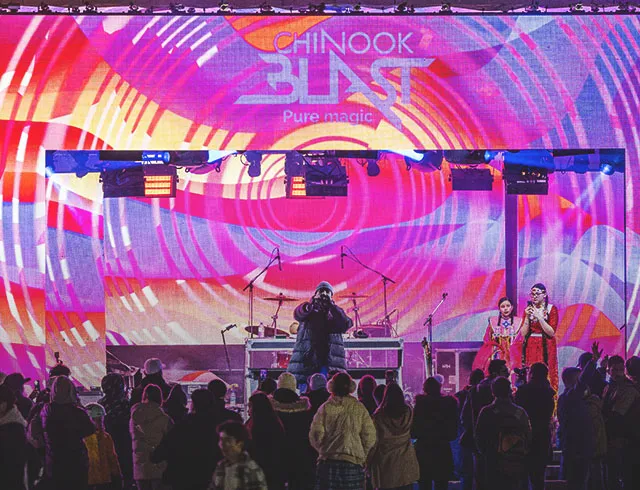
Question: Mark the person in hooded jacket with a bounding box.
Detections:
[0,384,28,490]
[152,389,220,490]
[368,382,419,490]
[99,373,133,488]
[272,372,316,490]
[41,375,96,490]
[130,384,173,490]
[287,282,353,391]
[412,376,458,490]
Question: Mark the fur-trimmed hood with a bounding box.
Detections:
[272,388,311,413]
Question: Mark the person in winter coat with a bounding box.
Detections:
[84,403,122,490]
[368,383,419,490]
[475,377,532,490]
[0,384,28,490]
[130,358,173,406]
[310,372,377,490]
[412,376,458,490]
[152,389,221,490]
[130,384,173,490]
[358,375,379,416]
[98,373,133,488]
[3,373,34,419]
[514,362,555,490]
[287,282,353,390]
[162,384,188,425]
[207,380,243,424]
[272,372,316,490]
[245,392,287,490]
[304,373,330,417]
[41,375,96,490]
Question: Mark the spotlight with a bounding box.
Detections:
[403,150,443,172]
[366,160,380,177]
[598,149,624,174]
[600,163,615,176]
[244,151,263,177]
[572,154,589,174]
[284,152,306,177]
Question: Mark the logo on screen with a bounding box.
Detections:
[234,29,433,129]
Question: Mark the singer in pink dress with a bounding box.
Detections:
[473,297,523,373]
[522,283,559,392]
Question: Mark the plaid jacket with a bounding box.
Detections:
[209,452,267,490]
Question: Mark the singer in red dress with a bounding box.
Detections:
[473,296,523,373]
[522,283,559,392]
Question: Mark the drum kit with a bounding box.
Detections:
[241,291,393,340]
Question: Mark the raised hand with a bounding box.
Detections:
[591,341,603,361]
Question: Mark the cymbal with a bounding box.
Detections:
[262,294,298,302]
[244,325,290,337]
[338,293,370,299]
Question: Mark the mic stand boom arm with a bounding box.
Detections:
[242,248,280,337]
[422,292,448,377]
[342,246,396,334]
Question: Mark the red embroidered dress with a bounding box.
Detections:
[523,304,559,392]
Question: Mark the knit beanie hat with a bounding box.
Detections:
[277,372,298,392]
[309,373,327,391]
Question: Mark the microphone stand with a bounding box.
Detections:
[342,246,396,335]
[221,329,232,374]
[242,248,280,338]
[422,292,448,377]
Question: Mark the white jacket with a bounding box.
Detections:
[309,395,376,466]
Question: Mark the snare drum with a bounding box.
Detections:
[276,352,292,369]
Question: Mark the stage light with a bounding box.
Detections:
[573,154,589,174]
[403,150,443,172]
[503,164,548,195]
[244,151,263,177]
[450,167,493,191]
[598,149,624,174]
[600,163,615,176]
[102,166,177,198]
[284,152,306,177]
[367,160,381,177]
[305,159,348,196]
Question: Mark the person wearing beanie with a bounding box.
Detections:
[83,403,122,490]
[310,372,376,490]
[305,373,330,416]
[287,281,353,392]
[272,373,315,490]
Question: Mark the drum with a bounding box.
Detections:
[276,352,292,369]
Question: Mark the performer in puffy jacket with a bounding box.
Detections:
[287,281,353,391]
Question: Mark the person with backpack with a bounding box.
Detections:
[474,376,531,490]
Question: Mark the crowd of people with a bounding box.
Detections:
[1,342,639,490]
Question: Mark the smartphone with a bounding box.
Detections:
[259,369,268,381]
[527,300,533,307]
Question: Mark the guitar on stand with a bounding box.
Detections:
[421,292,448,379]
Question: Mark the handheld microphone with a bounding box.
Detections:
[443,292,448,299]
[276,248,282,271]
[340,246,344,269]
[221,324,237,334]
